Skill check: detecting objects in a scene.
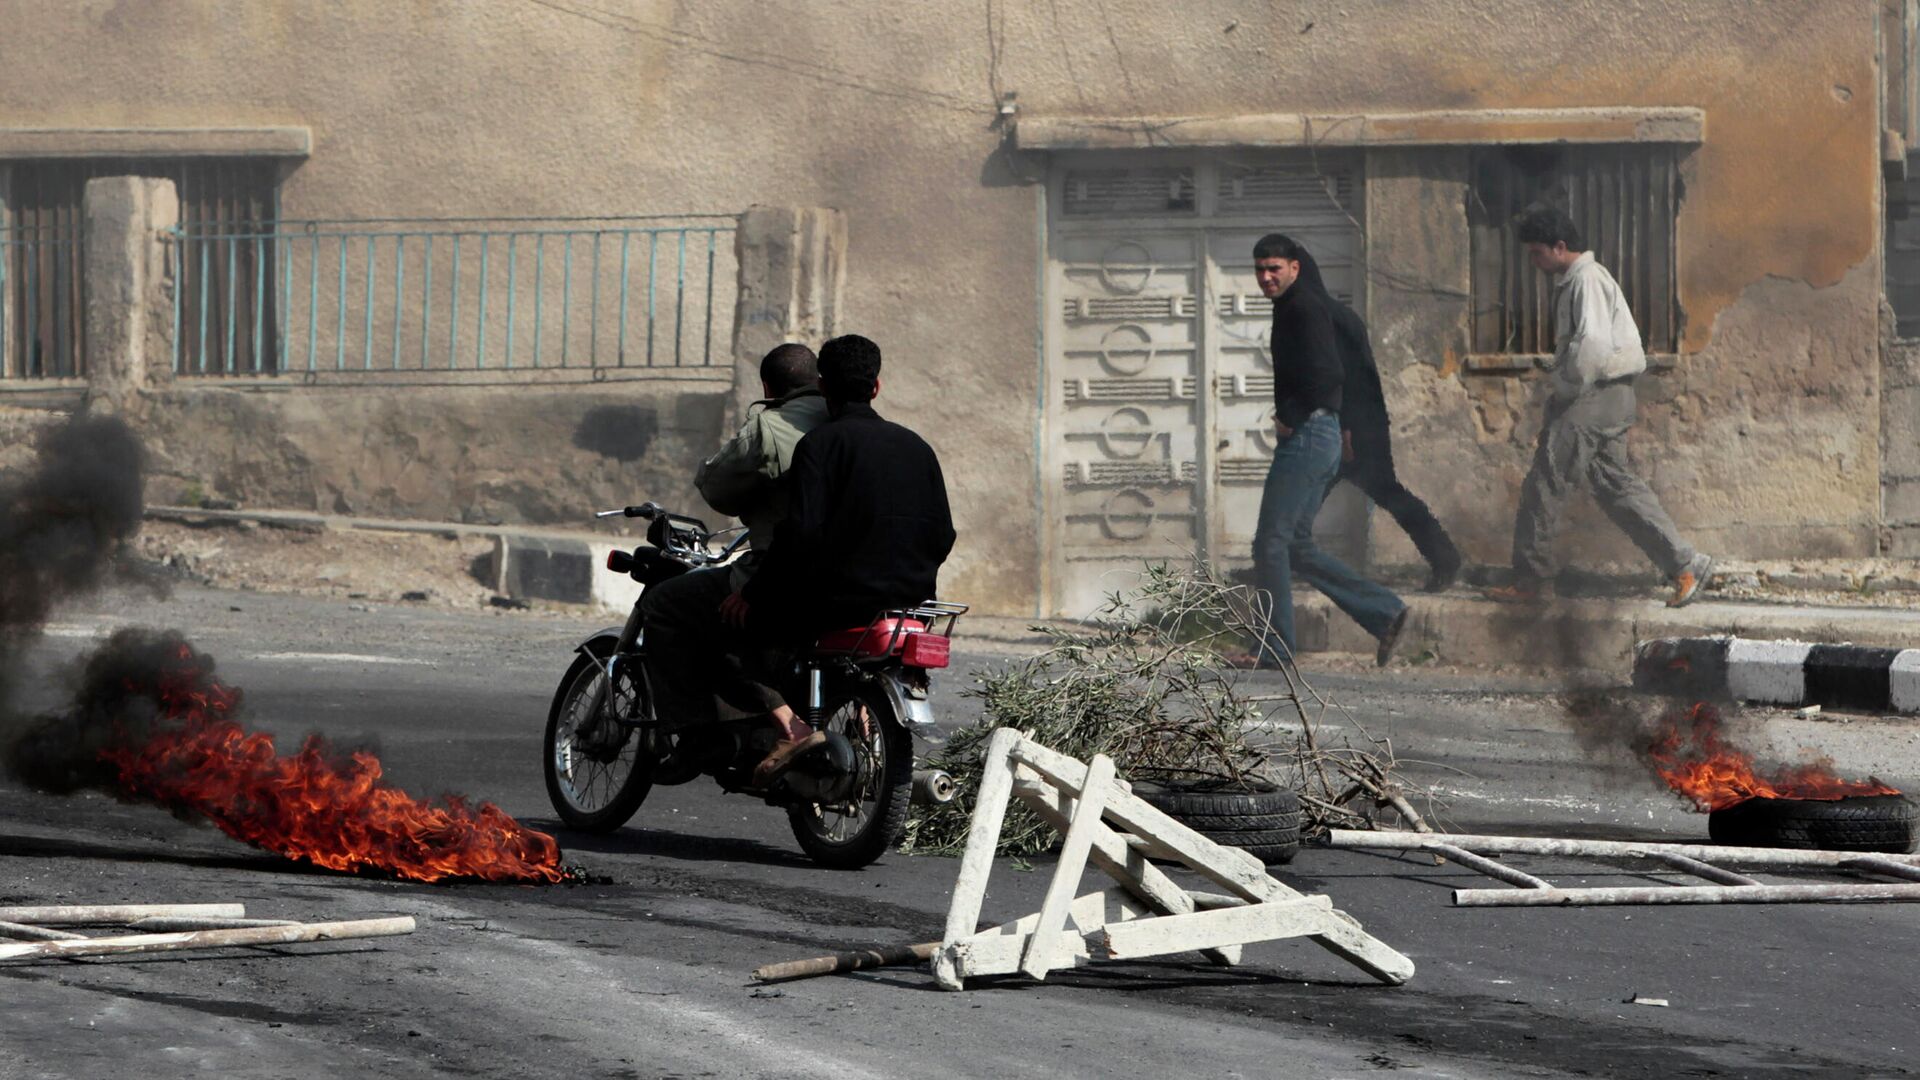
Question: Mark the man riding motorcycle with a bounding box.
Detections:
[638,343,829,767]
[722,333,958,786]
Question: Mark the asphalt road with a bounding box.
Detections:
[3,585,1918,1079]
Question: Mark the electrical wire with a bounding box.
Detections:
[519,0,994,116]
[1042,0,1093,112]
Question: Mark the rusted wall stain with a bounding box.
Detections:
[1386,3,1880,352]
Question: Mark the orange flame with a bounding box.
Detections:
[1645,702,1900,813]
[98,644,565,884]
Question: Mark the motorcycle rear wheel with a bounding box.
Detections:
[544,648,653,833]
[787,685,913,870]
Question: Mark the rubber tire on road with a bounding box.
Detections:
[1133,780,1301,865]
[787,688,914,871]
[543,647,653,834]
[1708,794,1918,854]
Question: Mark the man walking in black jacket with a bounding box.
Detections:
[727,333,957,781]
[1294,251,1463,592]
[1247,234,1409,667]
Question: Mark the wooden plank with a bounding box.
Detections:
[1020,754,1116,979]
[1841,856,1920,883]
[1095,897,1331,960]
[1425,842,1552,889]
[0,921,87,942]
[934,727,1024,991]
[1328,829,1920,868]
[0,917,416,962]
[1302,908,1417,985]
[950,929,1092,979]
[0,904,246,925]
[983,889,1119,939]
[1013,774,1239,967]
[1455,883,1920,906]
[1009,736,1286,902]
[1644,852,1760,887]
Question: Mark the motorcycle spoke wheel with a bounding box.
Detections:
[543,651,654,832]
[787,688,912,869]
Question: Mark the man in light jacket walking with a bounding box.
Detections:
[1487,205,1712,606]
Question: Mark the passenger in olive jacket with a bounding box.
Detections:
[641,344,827,734]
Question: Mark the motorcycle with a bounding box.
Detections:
[541,501,965,869]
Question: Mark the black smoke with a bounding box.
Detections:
[0,413,149,757]
[0,414,146,640]
[4,627,223,796]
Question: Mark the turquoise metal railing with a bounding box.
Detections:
[0,222,86,379]
[168,215,736,377]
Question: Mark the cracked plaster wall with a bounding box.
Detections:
[0,0,1892,611]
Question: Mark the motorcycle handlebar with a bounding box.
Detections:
[595,502,662,520]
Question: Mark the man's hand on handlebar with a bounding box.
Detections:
[719,590,751,630]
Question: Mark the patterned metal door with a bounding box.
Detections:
[1045,153,1364,617]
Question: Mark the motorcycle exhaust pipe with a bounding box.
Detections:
[911,769,957,806]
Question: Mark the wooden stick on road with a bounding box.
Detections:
[0,904,248,925]
[128,916,302,932]
[0,917,417,962]
[0,921,88,942]
[751,941,938,983]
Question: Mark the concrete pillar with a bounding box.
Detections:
[0,164,10,378]
[730,205,847,420]
[83,175,179,413]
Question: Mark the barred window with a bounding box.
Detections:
[1468,145,1682,355]
[3,158,281,378]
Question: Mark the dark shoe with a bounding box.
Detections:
[751,730,828,788]
[1375,607,1411,668]
[1421,557,1463,594]
[1667,554,1714,608]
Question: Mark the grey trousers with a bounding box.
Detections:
[1512,382,1696,582]
[638,566,785,729]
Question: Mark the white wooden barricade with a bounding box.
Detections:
[932,728,1414,991]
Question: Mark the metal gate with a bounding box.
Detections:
[1043,152,1366,617]
[1,158,279,379]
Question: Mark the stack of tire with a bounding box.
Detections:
[1134,779,1301,865]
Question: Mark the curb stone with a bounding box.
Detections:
[1634,636,1920,713]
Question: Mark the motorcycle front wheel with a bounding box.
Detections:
[543,648,653,832]
[787,684,913,870]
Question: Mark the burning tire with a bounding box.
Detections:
[1708,794,1919,854]
[1134,780,1301,865]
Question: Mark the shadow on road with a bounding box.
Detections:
[0,831,342,877]
[533,821,818,870]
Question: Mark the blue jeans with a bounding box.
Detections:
[1252,413,1407,661]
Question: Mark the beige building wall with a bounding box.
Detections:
[0,0,1892,615]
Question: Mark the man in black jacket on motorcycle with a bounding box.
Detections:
[723,333,957,784]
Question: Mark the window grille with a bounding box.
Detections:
[2,158,280,378]
[1467,145,1681,355]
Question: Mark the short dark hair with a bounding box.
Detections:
[1515,205,1585,251]
[759,343,818,396]
[1253,233,1307,262]
[818,334,882,401]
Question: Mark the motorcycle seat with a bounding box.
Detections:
[813,617,929,658]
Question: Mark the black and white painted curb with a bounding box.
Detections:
[493,534,643,613]
[1634,636,1920,714]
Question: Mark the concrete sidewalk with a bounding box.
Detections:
[1296,589,1920,668]
[142,504,1920,668]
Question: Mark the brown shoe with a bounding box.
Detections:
[752,730,828,788]
[1667,554,1714,608]
[1484,580,1549,604]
